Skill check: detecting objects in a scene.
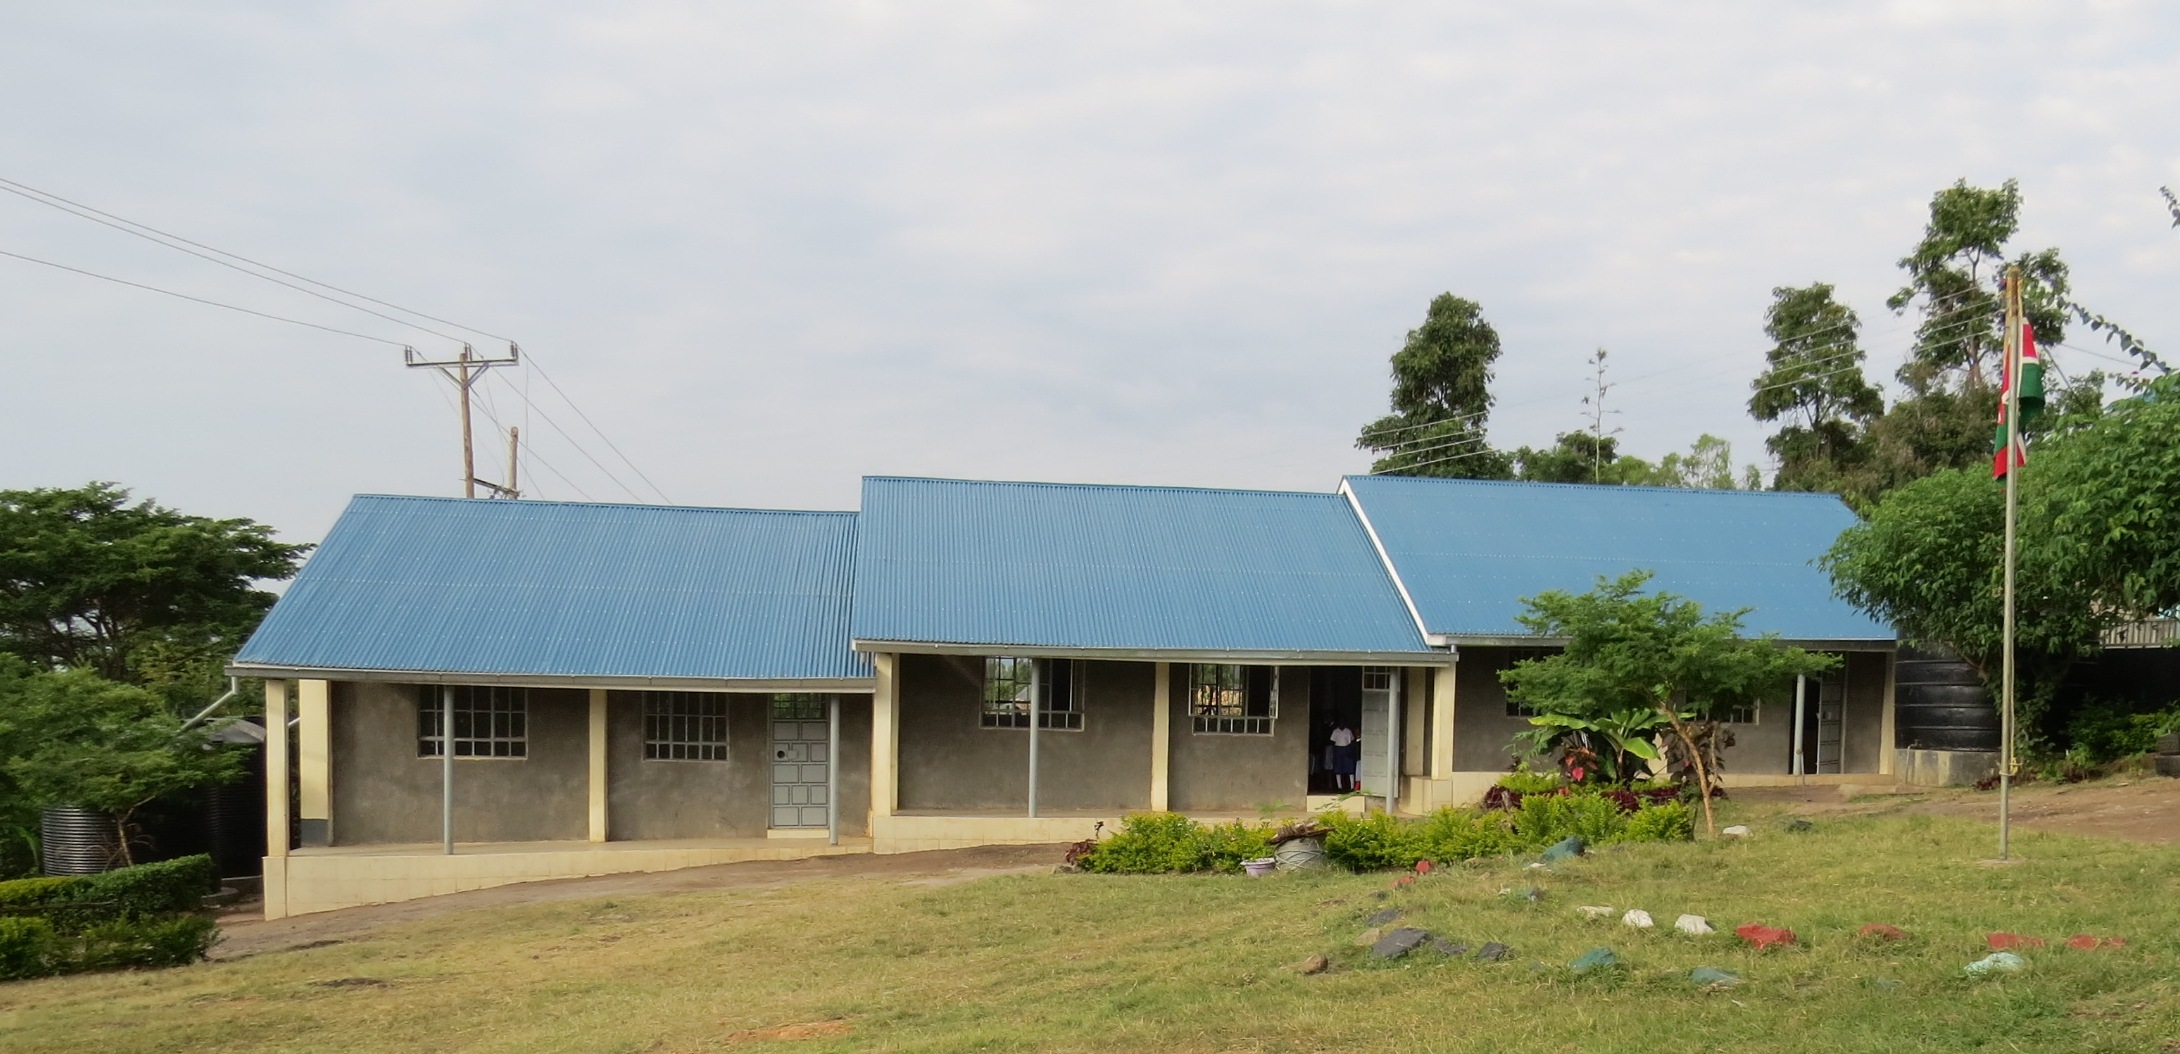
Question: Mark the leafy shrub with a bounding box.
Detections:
[0,917,56,980]
[1323,811,1429,871]
[79,855,214,920]
[74,915,219,970]
[2065,699,2180,765]
[0,876,84,912]
[1194,821,1275,874]
[1618,801,1695,843]
[1512,792,1627,847]
[1494,771,1567,795]
[1077,813,1234,874]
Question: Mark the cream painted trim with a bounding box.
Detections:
[1401,667,1428,777]
[1150,661,1171,811]
[852,640,1440,664]
[262,679,289,920]
[587,689,608,843]
[225,664,873,694]
[871,653,899,819]
[1430,664,1457,781]
[1878,652,1899,776]
[1337,478,1433,643]
[297,679,330,824]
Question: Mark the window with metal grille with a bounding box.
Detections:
[416,686,527,758]
[1190,663,1277,735]
[771,694,827,721]
[1362,666,1395,692]
[980,658,1085,731]
[644,691,730,760]
[1722,702,1759,725]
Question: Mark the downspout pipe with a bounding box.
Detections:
[181,677,242,731]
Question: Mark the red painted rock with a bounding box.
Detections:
[1415,860,1435,874]
[1859,923,1907,941]
[1734,924,1796,950]
[2066,934,2125,950]
[1393,875,1416,889]
[1987,932,2046,951]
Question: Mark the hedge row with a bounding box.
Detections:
[0,855,219,981]
[1076,791,1694,875]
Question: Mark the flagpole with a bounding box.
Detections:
[1998,266,2022,861]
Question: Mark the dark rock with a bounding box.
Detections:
[1784,817,1815,833]
[1430,938,1469,957]
[1372,890,1390,901]
[311,977,388,989]
[1475,941,1512,962]
[2156,754,2180,778]
[1364,907,1401,926]
[1370,927,1431,960]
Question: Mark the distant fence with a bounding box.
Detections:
[2103,619,2180,649]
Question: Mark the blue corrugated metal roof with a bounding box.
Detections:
[235,495,869,682]
[1342,475,1890,642]
[851,477,1434,655]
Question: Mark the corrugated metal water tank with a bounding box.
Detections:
[1894,645,2000,752]
[40,805,119,875]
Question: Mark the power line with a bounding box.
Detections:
[0,247,414,348]
[0,175,511,344]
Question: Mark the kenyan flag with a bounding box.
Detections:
[1993,321,2044,479]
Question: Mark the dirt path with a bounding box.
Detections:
[214,843,1064,961]
[1733,774,2180,845]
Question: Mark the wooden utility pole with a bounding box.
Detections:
[405,343,521,498]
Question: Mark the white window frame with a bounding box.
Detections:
[980,657,1086,731]
[417,685,528,759]
[1190,663,1278,735]
[643,690,731,761]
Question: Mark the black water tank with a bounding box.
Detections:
[40,805,119,875]
[1895,645,2001,751]
[204,745,266,879]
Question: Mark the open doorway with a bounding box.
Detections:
[1308,667,1361,794]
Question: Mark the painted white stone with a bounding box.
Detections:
[1623,909,1655,929]
[1722,824,1752,838]
[1675,914,1714,935]
[1577,905,1616,920]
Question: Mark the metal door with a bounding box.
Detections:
[1357,669,1394,797]
[1814,668,1846,774]
[770,698,830,828]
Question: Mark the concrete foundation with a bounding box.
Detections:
[1894,748,2000,787]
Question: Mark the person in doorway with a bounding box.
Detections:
[1328,724,1359,791]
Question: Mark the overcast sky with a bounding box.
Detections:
[2,2,2175,544]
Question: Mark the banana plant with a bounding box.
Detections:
[1513,708,1670,785]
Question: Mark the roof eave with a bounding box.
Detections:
[851,639,1448,664]
[224,663,875,693]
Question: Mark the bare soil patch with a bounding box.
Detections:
[1733,770,2180,845]
[213,842,1061,960]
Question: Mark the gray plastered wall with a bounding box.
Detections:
[328,680,587,844]
[895,654,1153,813]
[1166,664,1310,814]
[604,691,873,840]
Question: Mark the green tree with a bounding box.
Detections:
[1356,294,1513,479]
[1501,571,1835,834]
[0,483,309,711]
[1887,179,2072,391]
[1512,433,1754,489]
[1749,284,1883,492]
[0,664,242,865]
[1821,468,2101,744]
[2023,372,2180,622]
[1512,432,1619,484]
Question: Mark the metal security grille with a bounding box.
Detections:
[1190,663,1276,735]
[771,694,827,721]
[417,686,527,758]
[644,691,730,761]
[980,658,1085,731]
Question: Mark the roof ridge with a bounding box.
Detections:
[350,494,856,517]
[1341,476,1850,501]
[862,475,1339,500]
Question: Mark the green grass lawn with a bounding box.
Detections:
[3,803,2178,1053]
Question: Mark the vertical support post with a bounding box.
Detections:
[1026,660,1042,819]
[507,426,521,499]
[1430,664,1457,781]
[263,680,290,859]
[1878,653,1899,777]
[296,679,331,846]
[262,679,290,921]
[441,685,456,855]
[1999,267,2023,860]
[1150,662,1171,811]
[826,695,841,846]
[587,689,608,843]
[458,348,477,498]
[1402,668,1428,778]
[871,654,898,822]
[1791,674,1808,777]
[1386,670,1402,815]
